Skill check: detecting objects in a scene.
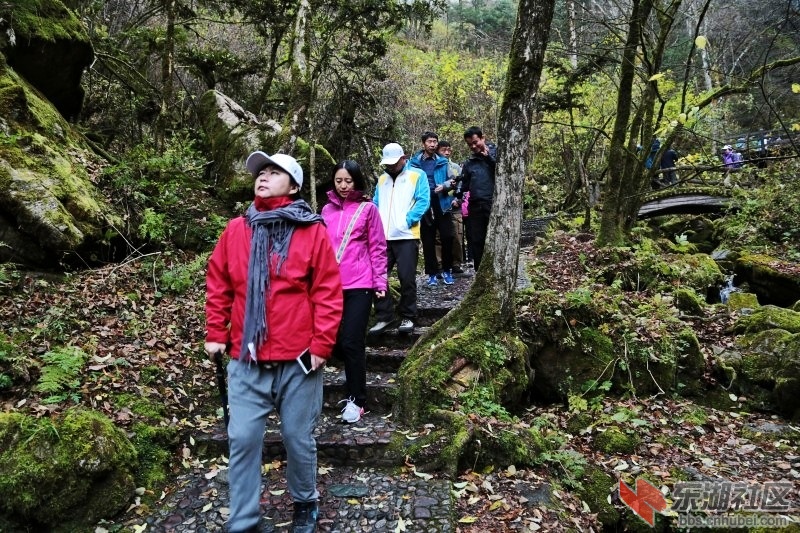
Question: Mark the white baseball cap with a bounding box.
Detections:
[245,151,304,188]
[380,143,405,165]
[723,145,732,150]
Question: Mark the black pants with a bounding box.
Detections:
[468,200,491,270]
[420,195,454,275]
[374,239,418,322]
[334,289,373,408]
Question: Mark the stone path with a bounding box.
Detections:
[99,269,476,533]
[100,220,548,533]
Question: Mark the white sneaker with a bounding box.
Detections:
[338,398,364,423]
[368,321,391,335]
[397,319,414,333]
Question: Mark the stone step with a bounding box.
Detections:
[321,366,397,413]
[366,325,428,348]
[194,408,405,467]
[365,346,407,372]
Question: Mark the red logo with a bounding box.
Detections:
[619,478,668,526]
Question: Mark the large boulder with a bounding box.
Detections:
[1,0,93,120]
[0,53,122,267]
[717,306,800,420]
[0,409,137,531]
[734,253,800,307]
[197,89,336,203]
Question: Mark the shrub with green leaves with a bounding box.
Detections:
[717,160,800,258]
[103,134,206,244]
[158,251,209,294]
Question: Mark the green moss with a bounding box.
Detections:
[734,305,800,334]
[681,406,708,425]
[592,426,641,454]
[565,412,593,434]
[727,292,760,311]
[397,274,528,425]
[112,392,167,420]
[674,287,705,315]
[577,465,619,526]
[129,423,178,491]
[737,329,792,383]
[0,59,123,240]
[9,0,90,44]
[0,409,136,529]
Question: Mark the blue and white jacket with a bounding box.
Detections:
[408,150,453,213]
[373,166,430,240]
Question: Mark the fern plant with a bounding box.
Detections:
[35,346,88,404]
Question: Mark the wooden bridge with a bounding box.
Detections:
[637,188,731,218]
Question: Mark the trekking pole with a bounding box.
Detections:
[213,351,229,428]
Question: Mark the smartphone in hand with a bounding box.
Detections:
[296,349,314,374]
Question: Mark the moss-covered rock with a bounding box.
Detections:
[0,409,137,531]
[592,426,641,454]
[197,89,335,204]
[735,254,800,307]
[3,0,92,118]
[577,465,619,526]
[674,287,706,315]
[727,292,760,311]
[733,305,800,334]
[0,53,122,266]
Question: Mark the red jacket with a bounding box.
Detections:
[205,216,343,361]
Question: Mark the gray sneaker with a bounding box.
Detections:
[397,319,414,333]
[368,320,391,335]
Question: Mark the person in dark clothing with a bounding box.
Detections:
[660,147,679,185]
[459,126,496,271]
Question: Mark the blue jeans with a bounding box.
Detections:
[226,358,323,532]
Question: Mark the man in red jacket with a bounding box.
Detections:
[205,151,343,533]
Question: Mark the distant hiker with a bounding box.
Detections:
[660,146,679,185]
[321,160,387,424]
[409,131,456,287]
[459,126,496,270]
[204,151,343,533]
[723,144,743,169]
[645,138,660,169]
[437,140,465,273]
[368,143,430,336]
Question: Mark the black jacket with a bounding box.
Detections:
[459,142,497,208]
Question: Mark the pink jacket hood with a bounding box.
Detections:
[321,190,388,291]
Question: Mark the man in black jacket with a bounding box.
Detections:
[458,126,496,270]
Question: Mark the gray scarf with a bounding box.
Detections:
[241,198,322,361]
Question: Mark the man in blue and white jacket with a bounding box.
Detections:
[369,143,430,335]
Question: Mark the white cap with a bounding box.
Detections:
[723,145,732,150]
[245,151,304,188]
[380,143,405,165]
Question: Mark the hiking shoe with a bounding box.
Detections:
[452,265,464,274]
[427,274,438,286]
[338,397,364,423]
[292,501,318,533]
[397,319,414,333]
[368,321,391,335]
[441,270,454,285]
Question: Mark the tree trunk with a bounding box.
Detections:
[155,0,175,150]
[395,0,555,472]
[597,0,650,245]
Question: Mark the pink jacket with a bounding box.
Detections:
[321,190,388,291]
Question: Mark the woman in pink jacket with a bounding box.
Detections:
[321,160,388,423]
